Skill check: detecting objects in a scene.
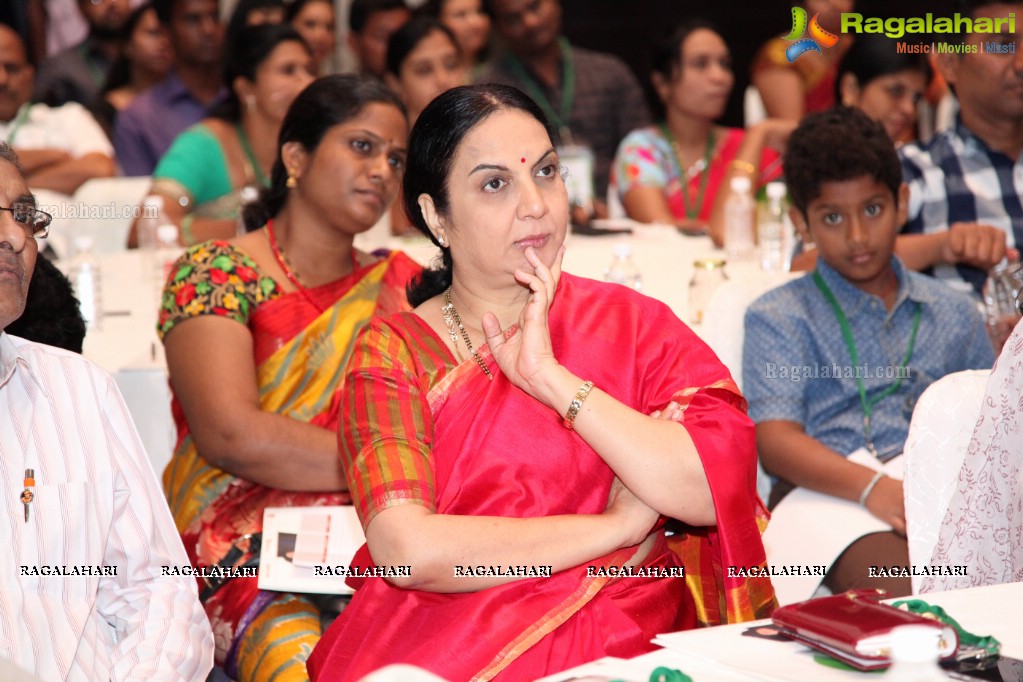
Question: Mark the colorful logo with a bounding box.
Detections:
[785,6,840,62]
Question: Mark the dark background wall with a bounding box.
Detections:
[559,0,960,125]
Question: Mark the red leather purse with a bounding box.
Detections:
[771,590,959,670]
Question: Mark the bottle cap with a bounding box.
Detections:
[766,182,786,200]
[730,176,752,193]
[156,224,180,246]
[142,194,165,211]
[889,625,942,664]
[612,243,633,258]
[239,185,260,204]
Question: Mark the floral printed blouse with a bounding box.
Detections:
[157,240,280,339]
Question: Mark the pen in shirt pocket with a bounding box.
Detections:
[21,469,34,523]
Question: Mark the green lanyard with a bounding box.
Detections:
[506,37,575,141]
[612,667,693,682]
[812,270,921,458]
[5,103,31,146]
[658,122,714,221]
[236,123,270,188]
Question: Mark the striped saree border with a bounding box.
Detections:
[471,547,638,682]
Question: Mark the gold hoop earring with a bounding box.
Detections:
[286,176,297,189]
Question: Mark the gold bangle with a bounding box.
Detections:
[562,380,595,430]
[729,159,756,175]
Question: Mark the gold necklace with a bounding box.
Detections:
[442,288,493,380]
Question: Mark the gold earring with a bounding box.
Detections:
[286,175,297,189]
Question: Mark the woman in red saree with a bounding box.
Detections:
[158,75,419,682]
[308,84,775,682]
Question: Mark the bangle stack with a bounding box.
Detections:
[858,470,886,507]
[562,380,595,430]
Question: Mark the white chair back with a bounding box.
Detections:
[606,182,627,220]
[744,85,767,127]
[68,176,152,254]
[903,369,991,594]
[114,367,175,477]
[933,91,959,137]
[702,269,800,392]
[702,269,800,503]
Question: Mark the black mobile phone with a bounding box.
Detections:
[571,222,631,236]
[943,654,1023,682]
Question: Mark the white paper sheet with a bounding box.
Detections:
[258,506,365,594]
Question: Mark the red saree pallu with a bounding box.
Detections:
[160,246,421,673]
[308,274,775,682]
[665,129,782,223]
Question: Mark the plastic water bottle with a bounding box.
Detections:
[151,223,181,305]
[725,175,756,261]
[136,194,164,250]
[758,182,787,272]
[981,260,1023,350]
[604,243,642,291]
[69,236,102,330]
[688,258,728,325]
[882,625,949,681]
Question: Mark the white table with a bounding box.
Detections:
[78,249,175,474]
[541,582,1023,682]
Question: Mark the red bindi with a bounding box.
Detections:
[520,157,526,163]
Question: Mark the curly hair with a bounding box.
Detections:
[5,256,87,354]
[0,141,24,174]
[783,106,902,217]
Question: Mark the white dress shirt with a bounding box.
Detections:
[0,102,114,159]
[0,333,213,681]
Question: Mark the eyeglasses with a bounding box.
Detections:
[0,203,52,239]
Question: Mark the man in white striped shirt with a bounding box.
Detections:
[0,143,213,680]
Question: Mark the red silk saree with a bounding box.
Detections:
[309,273,775,681]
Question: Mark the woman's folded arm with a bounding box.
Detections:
[364,487,658,593]
[164,315,346,491]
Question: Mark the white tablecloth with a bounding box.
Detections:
[79,249,175,474]
[541,581,1023,682]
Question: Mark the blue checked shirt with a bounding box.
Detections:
[900,117,1023,293]
[742,257,994,459]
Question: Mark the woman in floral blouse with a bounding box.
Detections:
[157,75,420,682]
[611,21,790,245]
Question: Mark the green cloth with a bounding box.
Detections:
[153,123,232,206]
